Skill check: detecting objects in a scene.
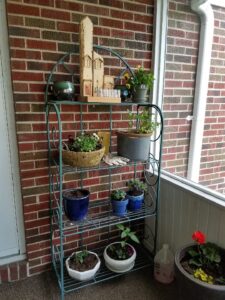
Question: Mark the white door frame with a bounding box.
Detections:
[0,0,25,265]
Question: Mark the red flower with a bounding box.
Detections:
[192,231,206,244]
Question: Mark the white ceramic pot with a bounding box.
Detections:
[65,251,101,281]
[103,242,136,273]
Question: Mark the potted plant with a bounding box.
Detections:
[110,189,128,217]
[117,108,159,161]
[124,66,154,103]
[126,178,147,211]
[66,249,101,281]
[175,231,225,300]
[63,188,90,221]
[62,132,105,168]
[103,224,140,273]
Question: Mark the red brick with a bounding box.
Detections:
[7,3,40,16]
[111,29,134,40]
[168,29,185,38]
[134,14,153,24]
[55,0,83,11]
[165,80,183,88]
[124,22,146,32]
[57,22,78,32]
[24,0,54,6]
[99,0,123,9]
[7,15,24,26]
[0,268,9,282]
[12,72,43,82]
[100,18,123,29]
[11,60,26,70]
[19,262,28,280]
[9,37,25,48]
[27,40,56,51]
[41,8,70,21]
[111,9,133,20]
[94,27,110,37]
[13,82,29,92]
[11,49,41,60]
[124,2,146,13]
[15,103,30,112]
[85,4,109,16]
[29,83,45,92]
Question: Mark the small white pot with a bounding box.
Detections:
[65,251,101,281]
[103,242,136,273]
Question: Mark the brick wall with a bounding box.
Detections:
[199,6,225,193]
[4,0,154,281]
[162,0,199,177]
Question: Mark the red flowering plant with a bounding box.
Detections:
[184,230,225,284]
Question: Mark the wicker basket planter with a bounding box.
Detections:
[62,146,105,168]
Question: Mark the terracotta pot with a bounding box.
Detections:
[175,244,225,300]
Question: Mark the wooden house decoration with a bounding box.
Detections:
[93,51,104,96]
[103,75,115,89]
[79,17,120,103]
[79,16,93,96]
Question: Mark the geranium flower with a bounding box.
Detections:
[192,231,205,244]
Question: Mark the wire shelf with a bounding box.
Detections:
[53,245,153,293]
[52,200,155,236]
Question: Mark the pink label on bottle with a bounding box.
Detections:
[154,262,174,284]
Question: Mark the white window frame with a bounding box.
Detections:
[153,0,225,206]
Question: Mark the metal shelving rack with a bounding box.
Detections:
[45,51,163,300]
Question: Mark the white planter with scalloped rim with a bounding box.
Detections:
[66,251,101,281]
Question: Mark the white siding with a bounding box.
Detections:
[157,177,225,253]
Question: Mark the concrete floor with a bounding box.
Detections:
[0,268,178,300]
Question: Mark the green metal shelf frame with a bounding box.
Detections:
[45,47,163,300]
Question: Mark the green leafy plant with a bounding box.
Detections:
[124,66,154,91]
[127,178,147,194]
[72,250,89,264]
[128,108,159,134]
[110,190,126,201]
[117,224,140,247]
[108,224,140,260]
[184,231,225,285]
[67,132,102,152]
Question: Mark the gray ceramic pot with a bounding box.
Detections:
[175,244,225,300]
[117,130,151,161]
[132,86,148,103]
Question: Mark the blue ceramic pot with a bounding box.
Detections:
[111,198,128,216]
[127,192,144,211]
[63,189,90,221]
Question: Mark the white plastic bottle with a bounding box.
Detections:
[154,244,174,284]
